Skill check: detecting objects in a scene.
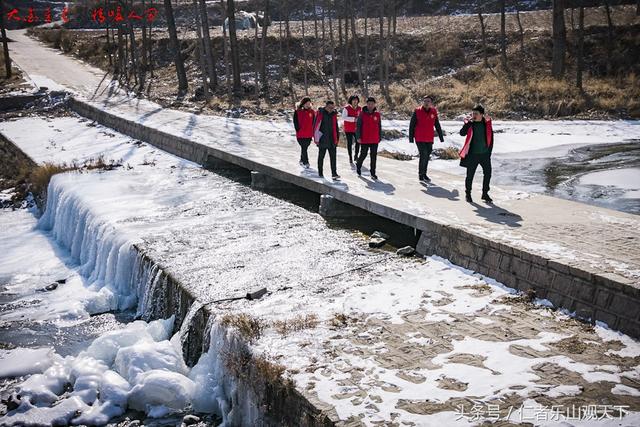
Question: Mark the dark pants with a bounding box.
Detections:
[416,142,433,178]
[318,144,337,176]
[345,132,359,163]
[297,138,311,165]
[465,153,492,195]
[357,144,378,175]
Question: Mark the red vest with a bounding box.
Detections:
[414,107,438,143]
[359,109,381,144]
[295,108,315,138]
[459,118,493,159]
[342,105,361,133]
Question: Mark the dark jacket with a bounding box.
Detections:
[313,107,339,148]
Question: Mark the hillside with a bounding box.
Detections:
[26,3,640,120]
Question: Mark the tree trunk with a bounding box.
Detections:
[604,0,614,75]
[221,1,232,98]
[302,5,309,95]
[551,0,566,78]
[328,1,339,104]
[199,0,217,89]
[391,0,397,67]
[378,1,385,96]
[117,26,125,76]
[515,3,524,53]
[478,11,489,68]
[284,1,295,102]
[500,0,508,70]
[193,0,210,101]
[338,4,346,97]
[260,0,269,92]
[1,0,12,78]
[226,0,242,96]
[164,0,188,93]
[349,1,364,94]
[363,1,369,97]
[577,5,584,91]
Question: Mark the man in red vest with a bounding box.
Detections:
[409,96,444,183]
[293,97,315,168]
[313,100,340,180]
[459,104,494,203]
[342,95,362,164]
[356,97,382,180]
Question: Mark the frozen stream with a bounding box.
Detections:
[1,115,639,426]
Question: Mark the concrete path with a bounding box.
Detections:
[6,29,640,335]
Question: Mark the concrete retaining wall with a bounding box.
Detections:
[68,98,640,339]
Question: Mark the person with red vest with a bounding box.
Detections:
[313,100,340,180]
[293,97,315,168]
[356,97,382,180]
[409,96,444,183]
[459,104,494,203]
[341,95,362,164]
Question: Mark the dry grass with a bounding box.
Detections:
[272,314,318,336]
[433,146,461,160]
[220,313,265,343]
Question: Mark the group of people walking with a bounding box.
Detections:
[293,95,494,203]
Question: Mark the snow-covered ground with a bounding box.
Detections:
[1,115,639,426]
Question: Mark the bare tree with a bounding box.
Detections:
[1,0,11,78]
[551,0,566,78]
[259,0,269,92]
[226,0,242,96]
[199,0,217,90]
[221,0,232,98]
[604,0,614,75]
[284,0,295,101]
[514,1,525,53]
[163,0,188,93]
[478,9,489,68]
[328,0,339,104]
[193,0,210,101]
[349,0,364,93]
[500,0,508,70]
[576,3,585,91]
[363,1,370,96]
[301,2,309,95]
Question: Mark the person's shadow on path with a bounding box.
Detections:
[470,202,523,227]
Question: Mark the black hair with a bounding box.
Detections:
[472,104,485,114]
[366,97,376,103]
[297,97,312,110]
[325,100,335,105]
[348,95,360,104]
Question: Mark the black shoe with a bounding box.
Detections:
[482,193,493,203]
[371,174,378,180]
[318,173,324,178]
[424,175,431,182]
[356,166,362,176]
[466,193,473,203]
[332,174,340,180]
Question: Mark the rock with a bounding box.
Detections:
[371,231,389,240]
[183,414,200,425]
[3,393,21,411]
[369,237,386,248]
[396,246,415,256]
[55,278,67,284]
[43,282,58,291]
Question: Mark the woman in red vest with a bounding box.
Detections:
[356,97,382,180]
[409,96,444,183]
[341,95,361,164]
[459,104,494,203]
[293,97,315,168]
